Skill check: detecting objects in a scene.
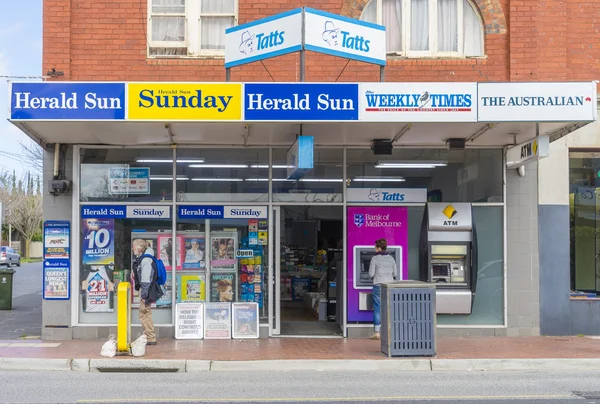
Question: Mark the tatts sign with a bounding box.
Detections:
[127,83,243,121]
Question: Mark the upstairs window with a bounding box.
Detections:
[148,0,237,57]
[361,0,484,57]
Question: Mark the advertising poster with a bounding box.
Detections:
[82,265,114,312]
[108,167,150,195]
[232,303,259,339]
[43,260,70,300]
[211,237,236,269]
[81,218,115,265]
[204,302,232,339]
[347,206,408,322]
[291,277,310,301]
[175,303,204,340]
[281,277,292,300]
[43,221,70,260]
[178,274,206,303]
[183,236,206,269]
[158,235,183,270]
[211,272,236,302]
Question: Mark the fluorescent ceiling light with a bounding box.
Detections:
[191,178,243,182]
[150,176,189,181]
[299,178,343,183]
[189,164,249,168]
[245,178,291,182]
[136,159,205,163]
[250,165,292,169]
[353,177,405,182]
[376,161,447,169]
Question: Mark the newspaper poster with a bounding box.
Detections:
[43,260,70,300]
[232,303,259,339]
[204,302,232,339]
[175,303,204,339]
[43,221,70,260]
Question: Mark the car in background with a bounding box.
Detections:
[0,246,21,267]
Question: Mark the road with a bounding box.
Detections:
[1,369,600,403]
[0,261,42,339]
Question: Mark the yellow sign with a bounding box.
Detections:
[127,83,242,121]
[442,204,457,220]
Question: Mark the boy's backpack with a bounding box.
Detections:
[140,254,167,286]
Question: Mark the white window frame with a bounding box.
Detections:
[148,0,188,55]
[363,0,479,58]
[147,0,239,58]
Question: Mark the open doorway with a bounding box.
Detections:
[277,206,343,336]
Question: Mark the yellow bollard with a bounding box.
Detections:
[117,281,131,352]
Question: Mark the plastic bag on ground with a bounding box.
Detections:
[131,334,147,357]
[100,334,117,358]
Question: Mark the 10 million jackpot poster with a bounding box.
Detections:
[81,218,115,313]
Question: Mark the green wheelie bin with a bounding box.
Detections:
[0,268,15,310]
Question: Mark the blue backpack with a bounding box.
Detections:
[140,254,167,286]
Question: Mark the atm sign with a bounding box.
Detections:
[442,205,458,226]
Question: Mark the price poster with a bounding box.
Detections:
[81,218,114,265]
[43,221,70,260]
[232,303,259,339]
[204,302,232,339]
[175,303,204,339]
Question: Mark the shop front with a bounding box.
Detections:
[9,80,597,340]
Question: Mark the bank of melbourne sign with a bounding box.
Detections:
[359,83,478,122]
[127,83,243,121]
[225,9,303,68]
[244,83,358,121]
[10,82,126,120]
[224,8,385,69]
[478,82,598,122]
[303,8,386,66]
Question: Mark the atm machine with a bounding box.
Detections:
[419,203,478,314]
[353,245,402,311]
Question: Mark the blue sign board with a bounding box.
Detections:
[43,260,71,301]
[178,206,225,219]
[43,220,70,260]
[287,136,314,179]
[81,205,126,219]
[244,83,359,121]
[10,82,126,120]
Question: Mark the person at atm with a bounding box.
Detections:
[368,238,397,340]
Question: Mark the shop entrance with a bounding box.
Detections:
[273,206,343,336]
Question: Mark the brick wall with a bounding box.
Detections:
[42,0,599,84]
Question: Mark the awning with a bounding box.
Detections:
[7,81,597,149]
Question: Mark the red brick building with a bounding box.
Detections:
[43,0,600,85]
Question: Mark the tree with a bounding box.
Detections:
[5,191,42,259]
[19,141,43,174]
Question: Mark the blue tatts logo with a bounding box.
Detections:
[322,20,370,52]
[239,28,285,55]
[354,214,365,228]
[239,31,255,55]
[322,21,340,47]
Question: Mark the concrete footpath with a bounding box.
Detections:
[1,336,600,372]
